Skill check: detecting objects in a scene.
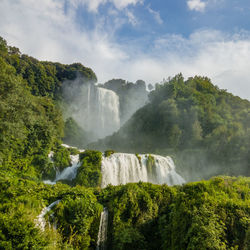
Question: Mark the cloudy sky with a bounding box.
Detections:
[0,0,250,100]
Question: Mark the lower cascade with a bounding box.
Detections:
[55,154,80,182]
[41,149,185,248]
[35,200,60,231]
[44,154,81,185]
[101,153,185,188]
[96,207,109,250]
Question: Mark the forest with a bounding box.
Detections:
[0,36,249,249]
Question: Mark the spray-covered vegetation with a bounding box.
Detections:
[63,117,89,148]
[102,79,148,125]
[104,150,115,157]
[0,36,96,179]
[94,74,250,179]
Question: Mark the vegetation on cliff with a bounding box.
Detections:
[0,171,249,249]
[94,74,250,179]
[0,36,96,179]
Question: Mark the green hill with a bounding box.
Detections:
[91,74,250,179]
[0,36,96,178]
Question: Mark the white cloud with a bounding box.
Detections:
[126,10,139,26]
[0,0,250,100]
[147,6,163,24]
[187,0,207,12]
[71,0,143,12]
[111,0,143,10]
[79,0,107,12]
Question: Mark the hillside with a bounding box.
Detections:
[0,36,96,178]
[91,74,250,180]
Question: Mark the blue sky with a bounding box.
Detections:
[0,0,250,99]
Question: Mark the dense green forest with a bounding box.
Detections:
[0,36,95,176]
[92,74,250,180]
[1,168,249,249]
[0,37,249,249]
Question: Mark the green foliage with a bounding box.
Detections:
[0,37,97,99]
[99,177,250,250]
[54,188,103,249]
[67,147,80,155]
[0,156,249,250]
[104,150,115,157]
[0,173,59,248]
[135,154,142,164]
[0,171,103,249]
[0,56,63,173]
[146,155,157,182]
[0,36,98,179]
[1,37,249,250]
[63,117,89,148]
[96,74,250,178]
[52,144,71,172]
[74,150,103,187]
[99,182,176,250]
[0,208,49,250]
[160,177,250,250]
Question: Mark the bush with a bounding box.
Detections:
[74,150,102,187]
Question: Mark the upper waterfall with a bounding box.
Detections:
[72,84,120,140]
[101,153,185,188]
[96,87,120,138]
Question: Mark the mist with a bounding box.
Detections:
[62,77,148,145]
[88,74,250,181]
[2,1,250,102]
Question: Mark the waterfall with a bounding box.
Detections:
[96,87,120,138]
[72,84,120,140]
[101,153,185,188]
[35,200,60,231]
[55,154,80,182]
[96,208,108,250]
[44,149,185,188]
[44,153,81,185]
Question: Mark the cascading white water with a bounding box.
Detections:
[43,150,185,248]
[101,153,185,188]
[96,87,120,138]
[55,154,80,182]
[43,154,81,185]
[72,84,120,140]
[35,200,60,231]
[96,207,108,250]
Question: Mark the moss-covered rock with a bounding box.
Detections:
[135,154,142,165]
[104,150,115,157]
[146,155,157,182]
